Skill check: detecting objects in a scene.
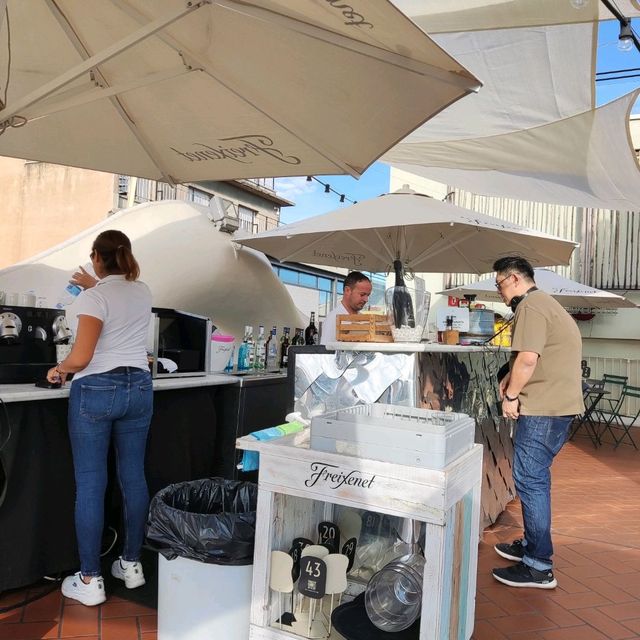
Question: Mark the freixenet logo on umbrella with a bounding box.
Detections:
[312,249,366,267]
[170,135,301,165]
[324,0,373,29]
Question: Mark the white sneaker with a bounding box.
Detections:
[111,557,146,589]
[61,572,106,606]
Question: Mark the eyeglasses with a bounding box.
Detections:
[495,274,514,290]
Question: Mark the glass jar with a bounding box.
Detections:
[364,553,425,632]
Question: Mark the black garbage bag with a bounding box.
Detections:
[146,478,258,566]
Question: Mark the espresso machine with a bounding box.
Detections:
[0,305,71,383]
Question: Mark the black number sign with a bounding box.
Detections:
[298,556,327,599]
[292,537,313,550]
[289,545,302,582]
[317,521,340,553]
[341,537,358,573]
[361,511,380,536]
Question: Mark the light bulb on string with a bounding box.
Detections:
[618,21,634,52]
[324,183,331,193]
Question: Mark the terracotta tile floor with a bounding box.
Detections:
[1,437,638,639]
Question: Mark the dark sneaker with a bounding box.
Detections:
[494,538,525,562]
[492,562,557,589]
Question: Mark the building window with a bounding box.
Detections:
[157,182,177,200]
[278,267,299,285]
[188,187,212,206]
[118,175,129,196]
[238,205,257,233]
[135,178,155,203]
[272,264,342,318]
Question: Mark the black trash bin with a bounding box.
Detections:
[147,478,258,640]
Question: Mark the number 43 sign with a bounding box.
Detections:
[297,556,327,600]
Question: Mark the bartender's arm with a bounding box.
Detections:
[46,315,103,384]
[71,265,98,290]
[501,351,538,419]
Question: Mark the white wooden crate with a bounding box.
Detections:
[237,432,483,640]
[310,404,475,469]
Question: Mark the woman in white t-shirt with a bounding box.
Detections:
[46,230,153,606]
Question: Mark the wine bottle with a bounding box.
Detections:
[392,259,415,328]
[305,312,318,345]
[279,327,290,369]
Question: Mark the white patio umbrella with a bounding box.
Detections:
[439,269,637,310]
[0,0,480,183]
[234,190,578,274]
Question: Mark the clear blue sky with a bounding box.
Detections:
[276,18,640,224]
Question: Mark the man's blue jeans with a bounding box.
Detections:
[513,415,572,572]
[68,368,153,577]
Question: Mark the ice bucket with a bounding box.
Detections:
[384,286,430,342]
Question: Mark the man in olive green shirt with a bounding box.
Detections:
[491,256,583,590]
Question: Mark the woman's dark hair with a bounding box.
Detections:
[92,230,140,281]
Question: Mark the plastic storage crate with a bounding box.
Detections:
[310,403,475,469]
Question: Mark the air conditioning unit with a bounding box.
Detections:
[208,195,240,233]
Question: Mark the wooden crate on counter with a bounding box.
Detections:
[336,313,393,343]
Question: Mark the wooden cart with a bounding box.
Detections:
[237,431,483,640]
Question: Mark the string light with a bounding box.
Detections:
[306,175,358,205]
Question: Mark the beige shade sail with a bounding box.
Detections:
[383,4,640,210]
[439,268,638,310]
[0,0,480,184]
[392,0,640,33]
[385,92,640,211]
[234,190,577,274]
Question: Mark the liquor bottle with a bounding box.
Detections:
[304,312,318,345]
[279,327,291,369]
[391,259,415,328]
[265,325,278,370]
[247,326,256,369]
[237,326,251,371]
[254,325,266,370]
[292,328,303,346]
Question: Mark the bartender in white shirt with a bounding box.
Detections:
[320,272,372,345]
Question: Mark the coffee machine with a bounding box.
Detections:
[0,305,71,383]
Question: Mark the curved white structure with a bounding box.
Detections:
[0,200,303,339]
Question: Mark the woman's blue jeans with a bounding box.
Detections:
[68,368,153,577]
[512,415,572,572]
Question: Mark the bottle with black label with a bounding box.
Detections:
[305,312,318,345]
[279,327,290,369]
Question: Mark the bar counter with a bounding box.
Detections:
[290,342,515,529]
[0,372,289,592]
